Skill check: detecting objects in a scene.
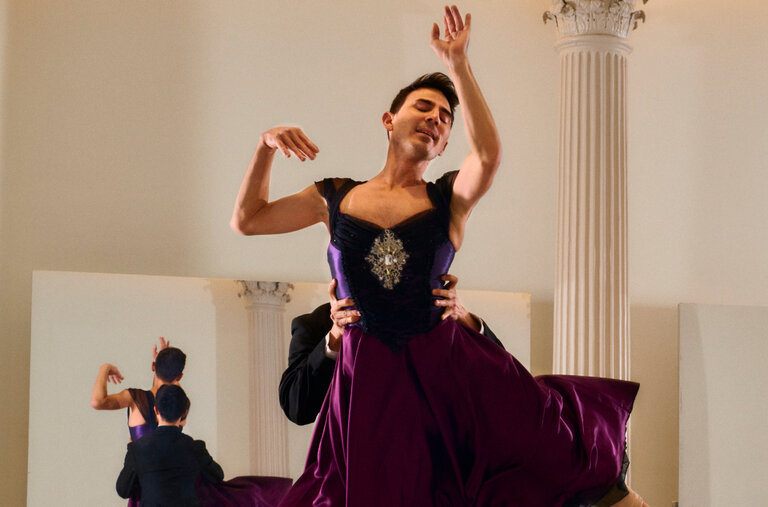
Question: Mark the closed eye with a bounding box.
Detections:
[413,99,452,124]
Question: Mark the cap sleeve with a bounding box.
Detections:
[430,170,458,211]
[315,177,361,232]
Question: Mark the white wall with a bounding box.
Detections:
[679,303,768,506]
[3,1,768,505]
[625,6,768,502]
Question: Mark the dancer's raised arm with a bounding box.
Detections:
[90,363,131,410]
[430,6,502,247]
[230,126,328,235]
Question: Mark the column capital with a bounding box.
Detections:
[544,0,647,40]
[237,281,293,308]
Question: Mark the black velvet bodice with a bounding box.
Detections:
[320,171,457,352]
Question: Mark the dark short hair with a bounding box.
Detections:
[155,347,186,383]
[155,384,190,423]
[389,72,459,124]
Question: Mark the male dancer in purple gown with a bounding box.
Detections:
[231,3,648,504]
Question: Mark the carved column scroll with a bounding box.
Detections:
[238,281,293,475]
[544,0,646,379]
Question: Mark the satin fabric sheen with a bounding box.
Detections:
[126,477,292,507]
[278,174,638,506]
[281,321,637,506]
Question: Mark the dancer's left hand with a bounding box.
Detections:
[152,336,170,359]
[434,274,482,332]
[430,5,471,67]
[434,273,470,322]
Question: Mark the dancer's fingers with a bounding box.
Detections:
[334,310,360,325]
[328,279,338,301]
[444,5,457,34]
[289,130,317,160]
[274,137,292,158]
[450,5,463,31]
[430,22,440,42]
[296,130,319,155]
[333,297,355,309]
[278,135,307,161]
[432,289,455,302]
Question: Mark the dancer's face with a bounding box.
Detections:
[384,88,452,160]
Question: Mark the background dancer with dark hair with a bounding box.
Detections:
[116,384,223,506]
[93,338,292,506]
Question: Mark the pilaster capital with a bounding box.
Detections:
[544,0,647,40]
[237,281,293,308]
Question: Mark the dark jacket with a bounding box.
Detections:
[116,425,223,506]
[278,303,503,425]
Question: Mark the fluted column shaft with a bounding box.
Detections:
[238,281,293,476]
[545,0,646,379]
[554,36,629,378]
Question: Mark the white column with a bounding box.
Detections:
[238,281,293,476]
[544,0,646,379]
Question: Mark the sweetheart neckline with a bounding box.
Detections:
[337,208,437,231]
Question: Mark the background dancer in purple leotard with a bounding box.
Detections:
[231,5,647,506]
[91,337,185,443]
[92,338,292,506]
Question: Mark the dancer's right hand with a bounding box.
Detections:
[328,279,360,351]
[259,126,319,162]
[104,364,124,384]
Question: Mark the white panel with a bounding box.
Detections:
[282,283,333,480]
[679,303,768,506]
[28,271,220,506]
[458,290,531,368]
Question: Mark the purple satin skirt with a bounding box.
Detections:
[128,475,292,506]
[280,319,638,506]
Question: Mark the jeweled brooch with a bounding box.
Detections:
[365,229,409,290]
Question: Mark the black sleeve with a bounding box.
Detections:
[479,320,505,350]
[193,440,224,484]
[434,170,459,205]
[116,444,139,499]
[278,303,336,425]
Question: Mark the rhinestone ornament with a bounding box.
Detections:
[365,229,409,290]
